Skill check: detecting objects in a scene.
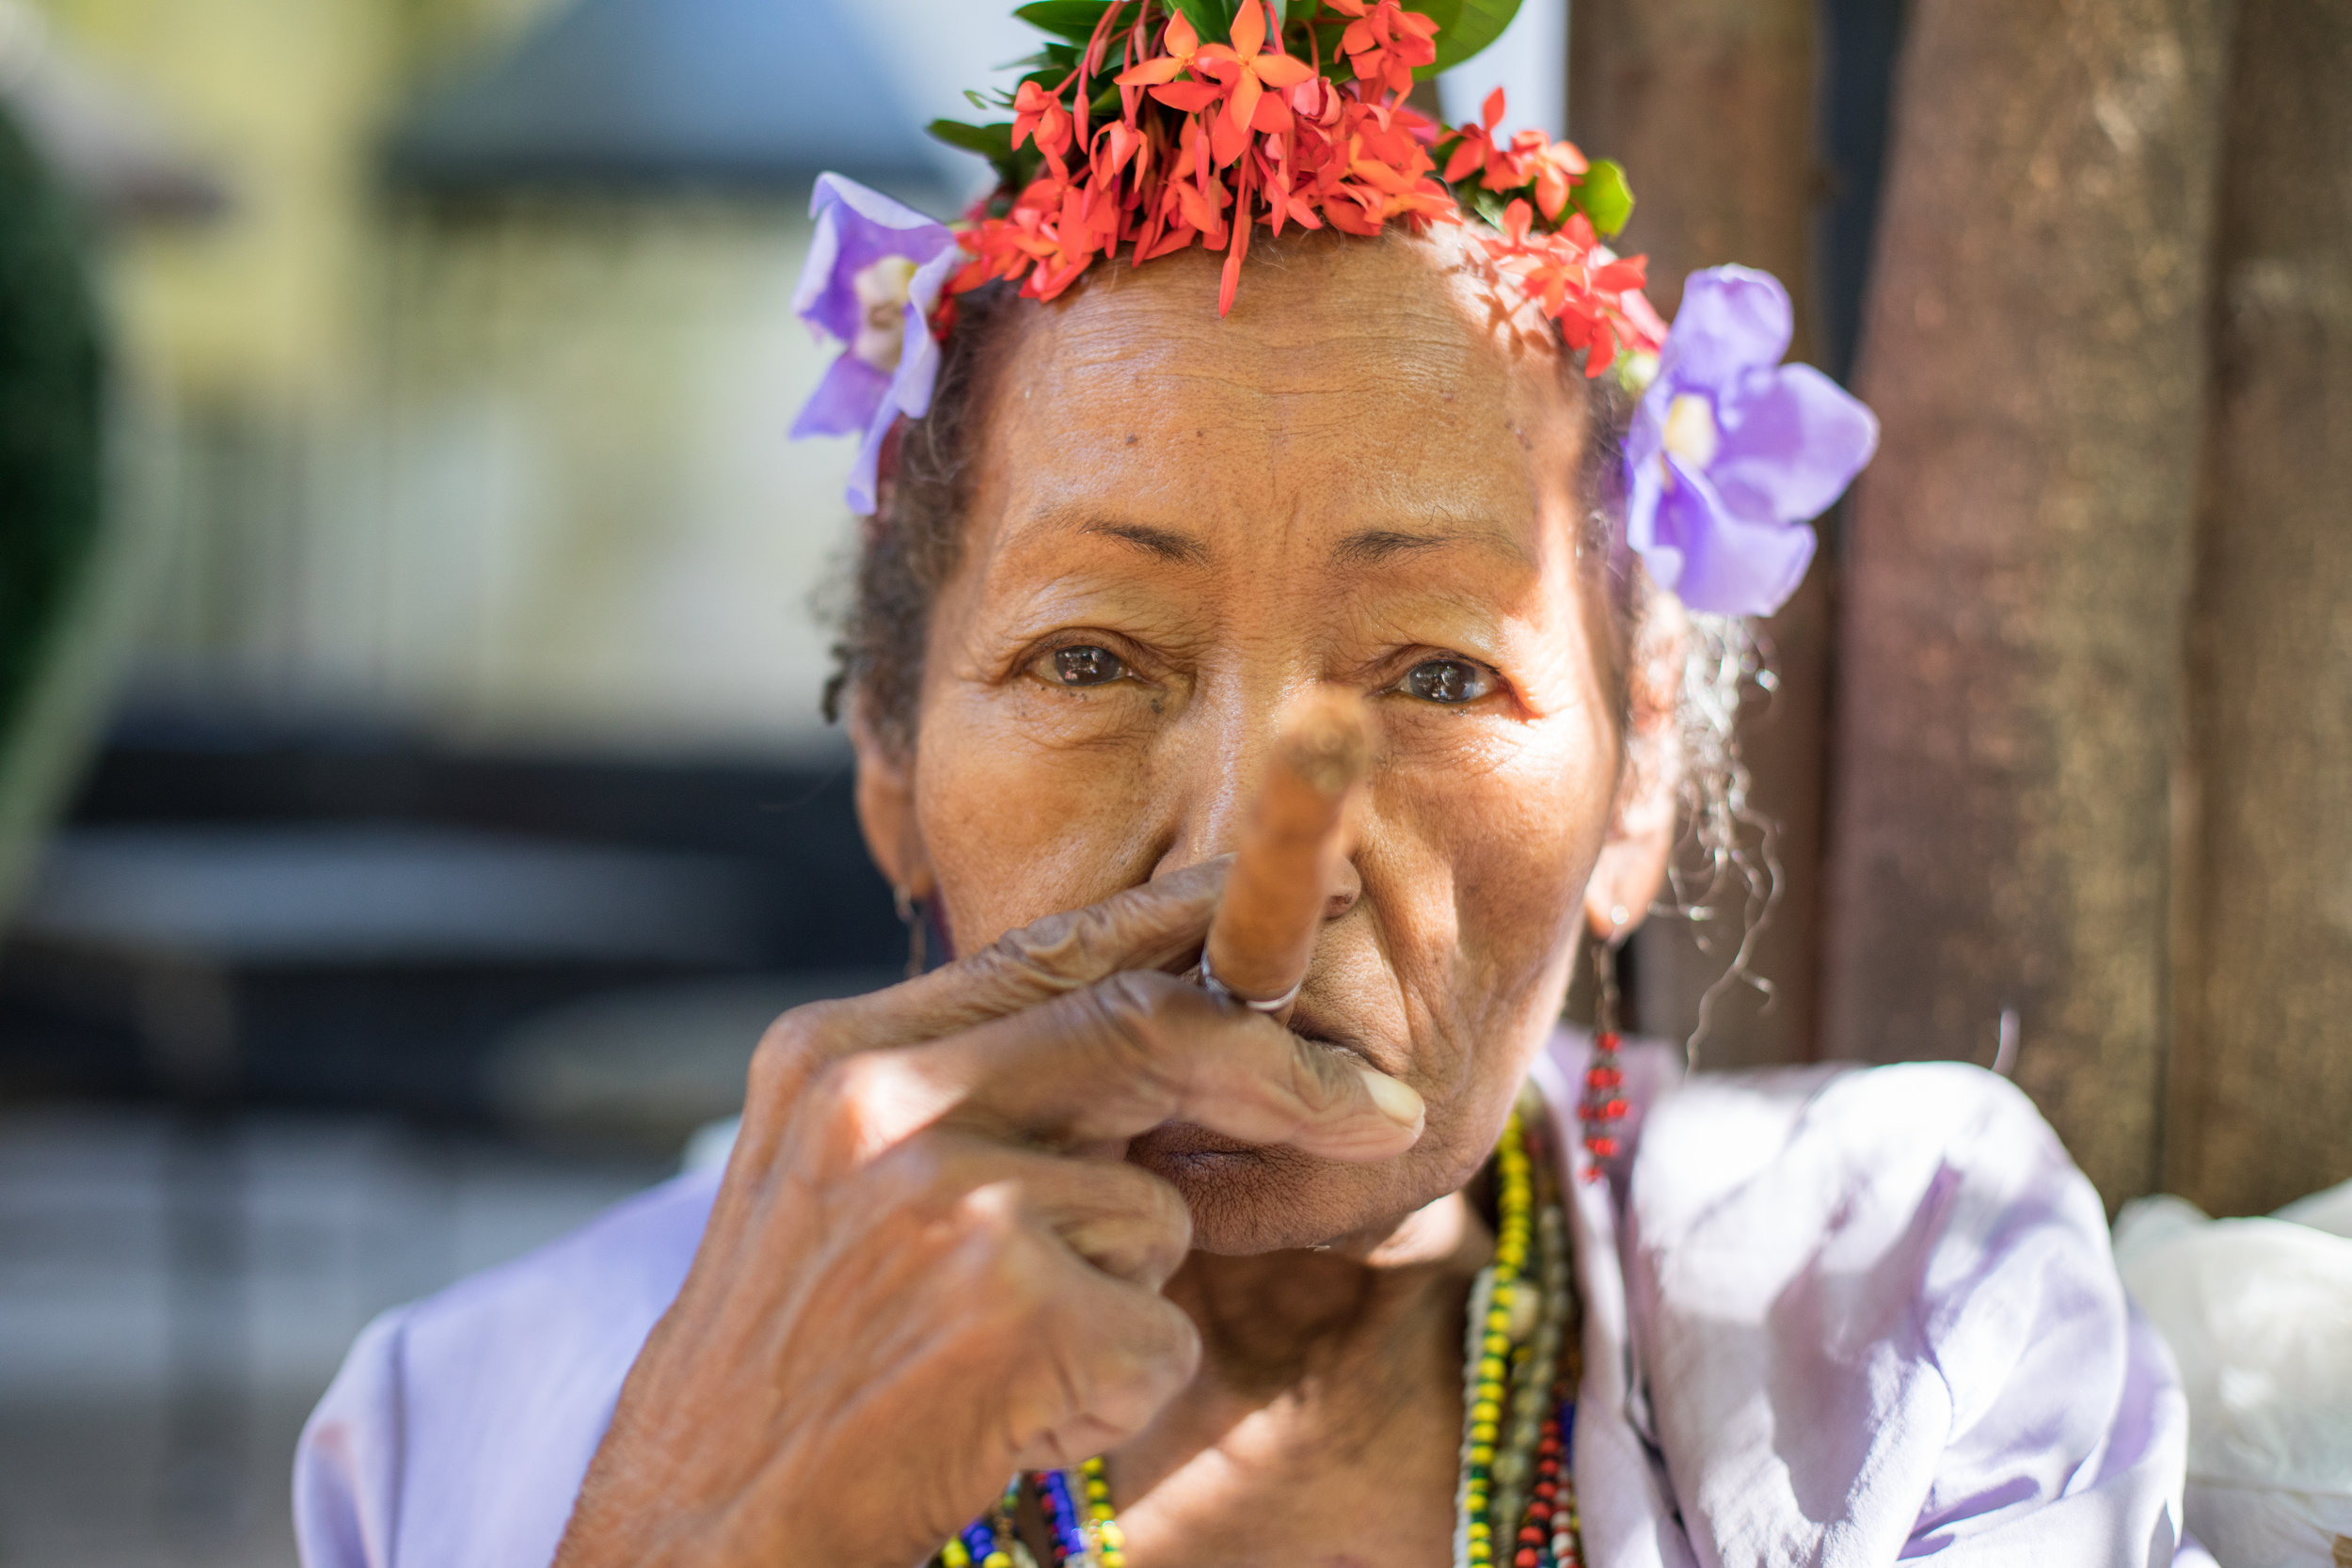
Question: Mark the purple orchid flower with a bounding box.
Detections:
[790,174,962,515]
[1624,266,1880,617]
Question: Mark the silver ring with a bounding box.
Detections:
[1198,949,1303,1014]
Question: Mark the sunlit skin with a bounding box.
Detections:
[553,230,1679,1568]
[897,240,1644,1253]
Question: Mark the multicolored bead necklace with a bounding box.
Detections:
[932,1091,1583,1568]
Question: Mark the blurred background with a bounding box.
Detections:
[0,0,2344,1562]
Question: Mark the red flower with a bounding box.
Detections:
[1442,87,1516,184]
[1190,0,1314,166]
[1011,80,1073,173]
[944,0,1649,330]
[1118,10,1218,113]
[1327,0,1438,98]
[1480,202,1662,375]
[1520,134,1589,220]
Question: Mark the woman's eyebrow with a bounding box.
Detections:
[1079,519,1212,566]
[1054,519,1529,570]
[1333,527,1531,569]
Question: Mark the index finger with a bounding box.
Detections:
[841,971,1425,1163]
[760,860,1231,1079]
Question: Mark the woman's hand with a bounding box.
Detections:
[551,861,1426,1568]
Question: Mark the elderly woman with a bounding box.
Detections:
[294,5,2197,1565]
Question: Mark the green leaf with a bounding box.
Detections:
[1001,40,1082,75]
[1572,158,1635,237]
[1168,0,1240,42]
[1015,1,1118,42]
[928,119,1044,193]
[1011,39,1089,95]
[1464,185,1511,229]
[1420,0,1523,77]
[928,118,1016,160]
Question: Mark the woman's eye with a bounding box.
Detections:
[1402,657,1495,705]
[1048,645,1127,687]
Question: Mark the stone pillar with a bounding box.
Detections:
[1820,0,2232,1205]
[2168,1,2352,1216]
[1568,0,1827,1069]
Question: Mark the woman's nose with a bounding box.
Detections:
[1151,684,1365,923]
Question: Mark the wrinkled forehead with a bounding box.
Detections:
[1016,227,1573,398]
[976,228,1595,531]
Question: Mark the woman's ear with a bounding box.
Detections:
[849,694,937,902]
[1584,594,1687,941]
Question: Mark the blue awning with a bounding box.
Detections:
[385,0,947,198]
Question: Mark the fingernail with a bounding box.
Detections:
[1357,1066,1425,1129]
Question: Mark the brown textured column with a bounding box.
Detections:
[2169,2,2352,1216]
[1569,0,1826,1070]
[1820,0,2232,1205]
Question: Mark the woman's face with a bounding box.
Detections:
[857,233,1667,1254]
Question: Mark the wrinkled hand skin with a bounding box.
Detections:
[551,862,1423,1568]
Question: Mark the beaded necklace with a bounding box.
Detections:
[934,1091,1583,1568]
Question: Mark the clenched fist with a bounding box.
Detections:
[553,861,1425,1568]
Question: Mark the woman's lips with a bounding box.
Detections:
[1285,999,1382,1073]
[1127,997,1398,1168]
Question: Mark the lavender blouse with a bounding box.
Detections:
[294,1035,2203,1567]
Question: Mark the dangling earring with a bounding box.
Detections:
[1580,932,1629,1179]
[894,886,927,981]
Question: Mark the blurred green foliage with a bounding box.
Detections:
[0,105,104,744]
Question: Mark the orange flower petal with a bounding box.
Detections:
[1253,54,1313,88]
[1534,166,1571,221]
[1230,0,1266,57]
[1593,259,1646,293]
[1229,71,1264,135]
[1150,81,1222,113]
[1191,44,1241,80]
[1116,57,1186,87]
[1211,102,1252,166]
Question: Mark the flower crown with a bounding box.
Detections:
[791,0,1880,619]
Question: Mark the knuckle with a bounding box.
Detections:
[1078,970,1223,1091]
[861,1145,1027,1281]
[955,1173,1026,1236]
[1090,1167,1192,1280]
[1058,1295,1198,1428]
[1060,978,1166,1090]
[866,1129,954,1206]
[1097,1158,1186,1233]
[745,1007,826,1103]
[963,1200,1058,1308]
[1132,1296,1201,1379]
[798,1051,902,1159]
[1089,968,1190,1045]
[1137,1169,1194,1250]
[985,903,1110,988]
[797,1053,853,1122]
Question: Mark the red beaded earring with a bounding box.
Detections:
[1580,934,1629,1179]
